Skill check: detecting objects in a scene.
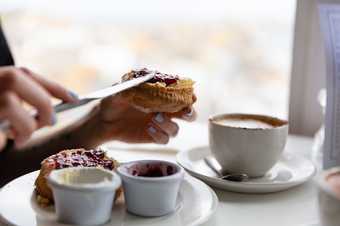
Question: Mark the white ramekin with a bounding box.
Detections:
[47,167,121,225]
[117,160,184,217]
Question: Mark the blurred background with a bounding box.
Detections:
[0,0,296,122]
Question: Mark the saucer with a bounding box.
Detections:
[0,171,218,226]
[176,146,316,193]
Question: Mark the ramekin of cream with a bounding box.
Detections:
[47,167,121,225]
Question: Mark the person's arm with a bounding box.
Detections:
[0,94,196,186]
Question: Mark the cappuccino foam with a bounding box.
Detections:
[215,118,274,129]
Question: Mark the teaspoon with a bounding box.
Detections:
[204,156,249,182]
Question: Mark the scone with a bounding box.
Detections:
[35,148,120,205]
[120,68,195,113]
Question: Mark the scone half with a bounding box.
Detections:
[120,68,195,113]
[35,148,121,206]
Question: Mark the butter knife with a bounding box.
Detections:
[0,73,154,132]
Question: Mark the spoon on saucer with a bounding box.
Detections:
[204,156,249,182]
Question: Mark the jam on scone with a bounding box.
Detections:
[35,148,120,205]
[124,68,179,86]
[44,149,115,170]
[121,68,195,113]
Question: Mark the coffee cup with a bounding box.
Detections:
[209,113,288,177]
[317,167,340,226]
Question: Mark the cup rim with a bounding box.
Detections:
[47,167,121,192]
[208,113,288,130]
[117,160,184,182]
[317,167,340,200]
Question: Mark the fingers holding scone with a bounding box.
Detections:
[146,113,179,144]
[146,123,170,144]
[152,113,179,137]
[166,107,197,122]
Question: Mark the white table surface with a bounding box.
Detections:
[0,122,320,226]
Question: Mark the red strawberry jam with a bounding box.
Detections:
[128,162,176,177]
[45,149,114,170]
[131,68,179,86]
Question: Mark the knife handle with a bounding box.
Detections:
[0,120,10,132]
[0,112,38,133]
[0,98,94,133]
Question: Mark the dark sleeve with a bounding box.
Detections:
[0,139,45,187]
[0,22,15,187]
[0,23,14,66]
[0,139,15,187]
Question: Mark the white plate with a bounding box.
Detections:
[177,146,316,193]
[0,171,218,226]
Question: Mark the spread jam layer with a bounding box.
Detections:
[45,149,114,170]
[131,68,179,86]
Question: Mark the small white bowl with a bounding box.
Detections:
[117,160,184,217]
[47,167,121,225]
[317,167,340,226]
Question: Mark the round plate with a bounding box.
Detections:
[0,171,218,226]
[177,146,316,193]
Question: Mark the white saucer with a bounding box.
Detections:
[0,171,218,226]
[176,146,316,194]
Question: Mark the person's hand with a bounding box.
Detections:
[0,66,78,150]
[83,95,196,146]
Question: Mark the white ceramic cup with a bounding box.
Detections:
[48,167,121,226]
[209,113,288,177]
[317,167,340,226]
[117,160,184,217]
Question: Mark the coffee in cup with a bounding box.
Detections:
[214,118,275,129]
[209,113,288,177]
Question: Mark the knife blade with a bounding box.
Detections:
[0,72,154,132]
[54,72,154,113]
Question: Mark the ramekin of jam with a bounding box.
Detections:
[117,160,184,217]
[47,167,121,226]
[317,167,340,226]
